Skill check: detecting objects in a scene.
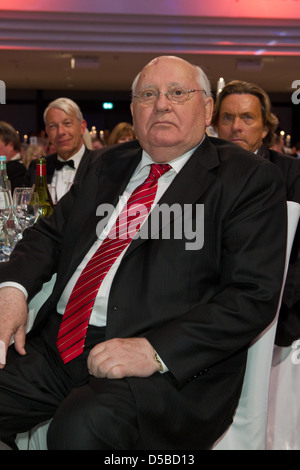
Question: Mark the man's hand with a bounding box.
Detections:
[87,337,161,379]
[0,287,28,368]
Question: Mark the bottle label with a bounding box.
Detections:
[37,163,46,176]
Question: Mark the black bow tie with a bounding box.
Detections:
[55,159,75,170]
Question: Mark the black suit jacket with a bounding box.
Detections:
[258,145,300,203]
[0,136,287,449]
[6,159,26,194]
[258,145,300,346]
[24,147,101,187]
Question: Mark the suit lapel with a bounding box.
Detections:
[55,144,142,293]
[71,143,143,262]
[124,135,220,256]
[46,155,57,183]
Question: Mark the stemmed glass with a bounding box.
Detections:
[0,188,11,227]
[12,187,40,234]
[0,187,13,261]
[47,185,57,206]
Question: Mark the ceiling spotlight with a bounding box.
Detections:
[71,57,100,69]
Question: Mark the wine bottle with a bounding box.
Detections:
[32,157,54,218]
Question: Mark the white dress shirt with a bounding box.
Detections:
[50,145,85,202]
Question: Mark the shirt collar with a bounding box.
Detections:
[136,139,204,177]
[57,144,85,169]
[9,153,21,161]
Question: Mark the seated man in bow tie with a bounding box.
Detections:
[25,97,103,202]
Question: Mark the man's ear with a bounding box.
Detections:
[205,97,214,127]
[262,126,269,140]
[81,119,88,135]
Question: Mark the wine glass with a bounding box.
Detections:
[12,187,40,233]
[0,187,12,262]
[0,188,11,226]
[47,184,57,206]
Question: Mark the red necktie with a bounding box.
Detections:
[56,163,171,363]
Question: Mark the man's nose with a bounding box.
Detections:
[154,93,172,112]
[57,123,66,134]
[231,117,243,131]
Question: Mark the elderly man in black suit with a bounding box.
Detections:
[25,97,100,203]
[212,80,300,347]
[0,56,287,450]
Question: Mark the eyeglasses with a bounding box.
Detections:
[132,87,207,105]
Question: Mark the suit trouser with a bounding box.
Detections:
[0,312,139,450]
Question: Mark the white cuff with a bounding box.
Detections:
[0,282,28,299]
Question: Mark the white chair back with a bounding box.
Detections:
[214,201,300,450]
[267,205,300,450]
[26,274,57,331]
[15,275,56,450]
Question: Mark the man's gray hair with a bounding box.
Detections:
[131,59,212,99]
[44,97,83,124]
